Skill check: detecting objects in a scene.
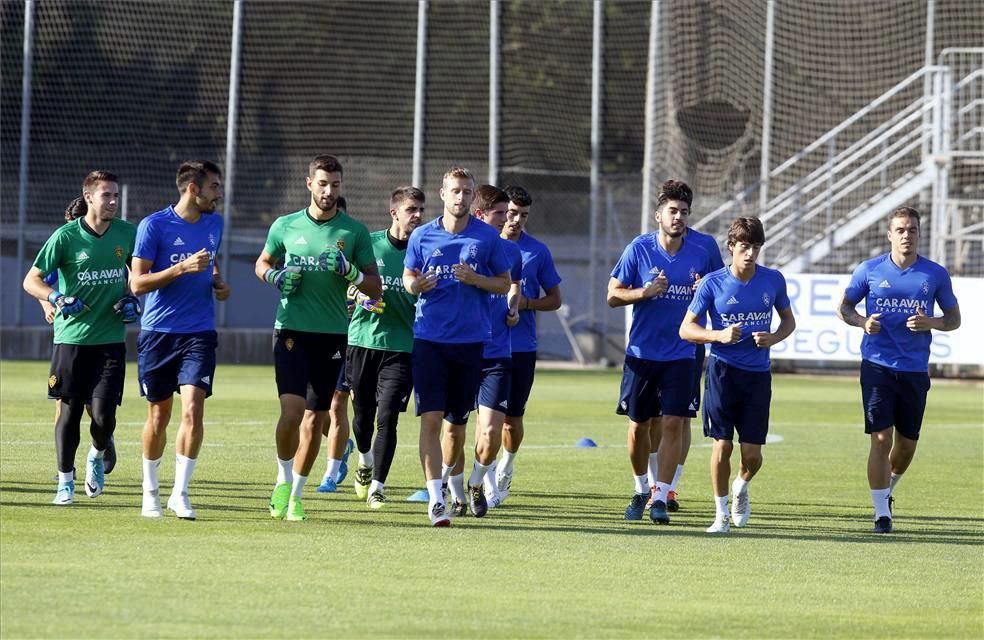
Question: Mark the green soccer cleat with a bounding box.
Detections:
[286,497,306,522]
[354,465,373,500]
[270,483,290,519]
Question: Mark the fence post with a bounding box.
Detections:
[489,1,500,185]
[220,0,244,328]
[588,0,604,341]
[15,0,36,327]
[412,1,429,188]
[758,0,775,264]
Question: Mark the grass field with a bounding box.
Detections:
[0,360,981,638]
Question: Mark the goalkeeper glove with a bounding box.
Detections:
[347,285,385,315]
[321,247,363,285]
[113,294,142,324]
[47,291,86,317]
[264,267,302,296]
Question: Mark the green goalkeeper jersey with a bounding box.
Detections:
[347,229,416,353]
[33,217,137,345]
[263,209,374,334]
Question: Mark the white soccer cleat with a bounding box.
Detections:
[429,501,450,527]
[141,489,163,519]
[495,466,513,499]
[706,514,731,534]
[167,492,197,520]
[731,489,751,528]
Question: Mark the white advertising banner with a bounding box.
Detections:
[770,273,984,365]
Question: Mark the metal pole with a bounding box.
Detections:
[588,0,604,342]
[412,1,428,188]
[219,0,243,328]
[15,0,36,327]
[489,0,500,185]
[121,184,129,221]
[758,0,776,263]
[921,0,935,162]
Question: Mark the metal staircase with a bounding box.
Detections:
[695,48,983,275]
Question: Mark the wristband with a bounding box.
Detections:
[47,290,63,305]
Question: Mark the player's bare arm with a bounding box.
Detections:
[522,284,562,312]
[129,250,209,296]
[22,267,57,303]
[837,295,882,334]
[404,267,438,295]
[906,303,961,332]
[679,310,723,344]
[452,263,511,294]
[354,261,383,299]
[212,262,230,301]
[606,275,664,308]
[506,282,522,327]
[752,305,796,348]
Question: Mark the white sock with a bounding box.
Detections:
[469,460,491,488]
[325,459,341,482]
[501,449,518,475]
[369,479,384,495]
[653,481,671,504]
[889,472,902,495]
[291,474,307,499]
[441,463,453,483]
[647,452,659,487]
[172,454,196,496]
[715,495,729,516]
[670,464,685,492]
[633,473,650,495]
[89,444,105,459]
[732,475,749,497]
[142,456,161,492]
[358,451,374,468]
[426,478,444,507]
[277,457,293,485]
[449,473,465,502]
[871,487,892,519]
[486,459,499,482]
[58,471,74,484]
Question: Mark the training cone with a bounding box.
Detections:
[406,489,430,502]
[575,437,598,448]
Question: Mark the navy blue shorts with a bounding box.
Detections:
[689,343,706,415]
[506,350,537,417]
[477,357,512,412]
[616,356,695,423]
[336,358,351,394]
[860,360,930,440]
[272,329,346,411]
[137,330,217,402]
[702,356,771,445]
[412,339,483,425]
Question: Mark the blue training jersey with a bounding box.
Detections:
[134,206,223,333]
[686,227,725,272]
[611,233,715,362]
[405,216,513,344]
[484,240,523,359]
[510,232,563,353]
[689,265,791,372]
[844,253,958,372]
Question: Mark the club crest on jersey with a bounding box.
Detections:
[208,234,217,247]
[115,246,124,260]
[689,267,698,282]
[468,244,478,259]
[48,375,57,389]
[921,280,929,295]
[285,338,294,351]
[762,292,771,307]
[336,240,345,250]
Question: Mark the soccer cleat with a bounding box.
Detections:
[84,452,105,498]
[316,476,338,493]
[367,491,386,510]
[469,484,488,518]
[430,502,451,527]
[666,490,680,512]
[644,484,658,509]
[353,465,373,500]
[706,514,731,534]
[650,499,670,524]
[495,466,513,497]
[286,497,306,521]
[624,492,648,521]
[873,516,892,534]
[103,436,117,476]
[449,499,467,518]
[141,489,163,518]
[270,482,291,519]
[166,492,197,520]
[336,439,355,485]
[52,481,74,506]
[731,490,751,527]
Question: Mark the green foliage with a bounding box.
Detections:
[1,362,981,638]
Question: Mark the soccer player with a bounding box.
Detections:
[347,186,424,508]
[679,216,795,534]
[130,160,230,520]
[608,180,716,524]
[484,185,562,506]
[255,155,380,522]
[837,206,960,534]
[23,171,137,505]
[403,167,512,526]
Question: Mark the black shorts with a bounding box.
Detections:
[347,345,413,413]
[137,330,217,402]
[860,360,931,440]
[690,343,707,414]
[273,329,347,411]
[48,342,126,406]
[506,350,537,417]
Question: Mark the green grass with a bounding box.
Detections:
[1,360,982,638]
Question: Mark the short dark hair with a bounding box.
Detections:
[175,160,221,193]
[82,170,118,192]
[888,206,920,227]
[391,186,425,208]
[309,154,343,178]
[473,184,509,213]
[503,185,532,207]
[64,196,86,221]
[655,179,693,211]
[727,216,766,246]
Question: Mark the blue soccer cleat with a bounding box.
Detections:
[650,499,670,525]
[873,516,893,534]
[52,481,74,506]
[336,438,354,485]
[316,476,338,493]
[624,492,647,520]
[84,451,105,498]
